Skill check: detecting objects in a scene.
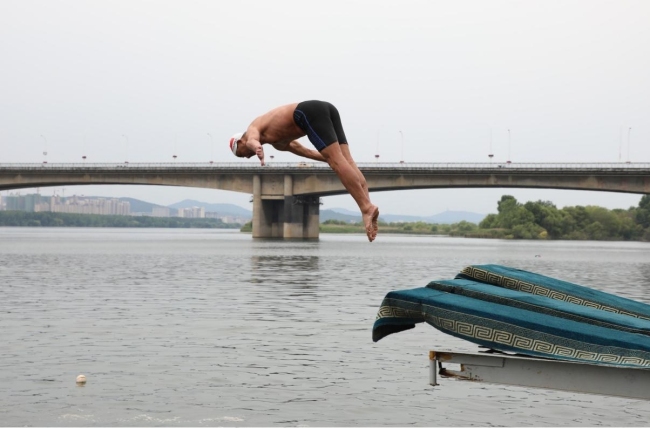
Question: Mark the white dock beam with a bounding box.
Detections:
[429,350,650,400]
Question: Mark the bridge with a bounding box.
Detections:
[1,162,649,239]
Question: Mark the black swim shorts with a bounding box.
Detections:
[293,100,348,152]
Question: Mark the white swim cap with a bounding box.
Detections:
[229,132,244,156]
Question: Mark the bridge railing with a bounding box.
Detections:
[1,162,650,171]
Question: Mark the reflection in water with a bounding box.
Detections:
[642,264,650,284]
[247,256,322,320]
[635,263,650,302]
[250,255,320,288]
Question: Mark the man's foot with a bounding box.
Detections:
[362,205,379,242]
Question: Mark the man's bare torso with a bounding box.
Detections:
[246,103,305,148]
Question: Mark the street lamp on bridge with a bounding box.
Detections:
[627,127,632,164]
[619,126,623,162]
[507,129,512,164]
[82,134,87,161]
[40,134,47,164]
[172,133,178,161]
[399,130,405,164]
[488,128,494,162]
[122,134,129,164]
[207,132,214,164]
[375,130,380,162]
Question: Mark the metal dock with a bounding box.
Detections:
[429,350,650,400]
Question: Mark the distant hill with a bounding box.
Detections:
[327,207,487,224]
[118,197,165,213]
[320,209,360,223]
[423,210,487,224]
[326,207,359,216]
[168,199,252,217]
[86,197,484,224]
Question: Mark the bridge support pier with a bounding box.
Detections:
[252,174,320,239]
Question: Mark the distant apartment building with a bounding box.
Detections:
[4,193,46,212]
[176,206,205,218]
[205,212,250,224]
[1,193,130,216]
[0,193,253,223]
[49,196,130,215]
[151,206,171,217]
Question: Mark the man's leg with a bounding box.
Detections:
[340,145,370,201]
[320,143,379,242]
[339,144,378,237]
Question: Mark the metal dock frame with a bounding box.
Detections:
[429,350,650,400]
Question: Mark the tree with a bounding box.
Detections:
[639,194,650,210]
[455,220,478,233]
[511,223,544,239]
[497,195,518,215]
[524,200,563,238]
[585,206,620,239]
[585,221,606,240]
[479,214,498,229]
[500,204,535,229]
[636,194,650,229]
[524,200,556,224]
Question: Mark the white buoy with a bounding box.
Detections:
[76,374,87,385]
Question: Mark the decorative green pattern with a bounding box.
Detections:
[377,303,650,367]
[376,305,423,321]
[459,266,650,321]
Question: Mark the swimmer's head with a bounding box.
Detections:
[229,132,244,156]
[230,132,256,158]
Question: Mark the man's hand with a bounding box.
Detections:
[243,133,265,166]
[256,145,265,166]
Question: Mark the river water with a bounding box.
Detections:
[1,228,649,426]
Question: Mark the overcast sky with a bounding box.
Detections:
[1,0,649,215]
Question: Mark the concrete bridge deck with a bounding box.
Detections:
[2,162,650,194]
[2,162,649,239]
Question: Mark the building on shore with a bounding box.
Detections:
[176,206,205,218]
[4,193,47,212]
[205,212,250,224]
[0,193,252,224]
[2,193,130,216]
[151,206,171,217]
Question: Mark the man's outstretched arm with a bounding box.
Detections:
[243,127,265,165]
[274,140,326,162]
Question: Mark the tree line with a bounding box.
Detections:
[0,211,241,229]
[318,194,650,241]
[474,194,650,241]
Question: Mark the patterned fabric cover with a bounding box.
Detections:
[428,279,650,336]
[457,265,650,320]
[373,266,650,368]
